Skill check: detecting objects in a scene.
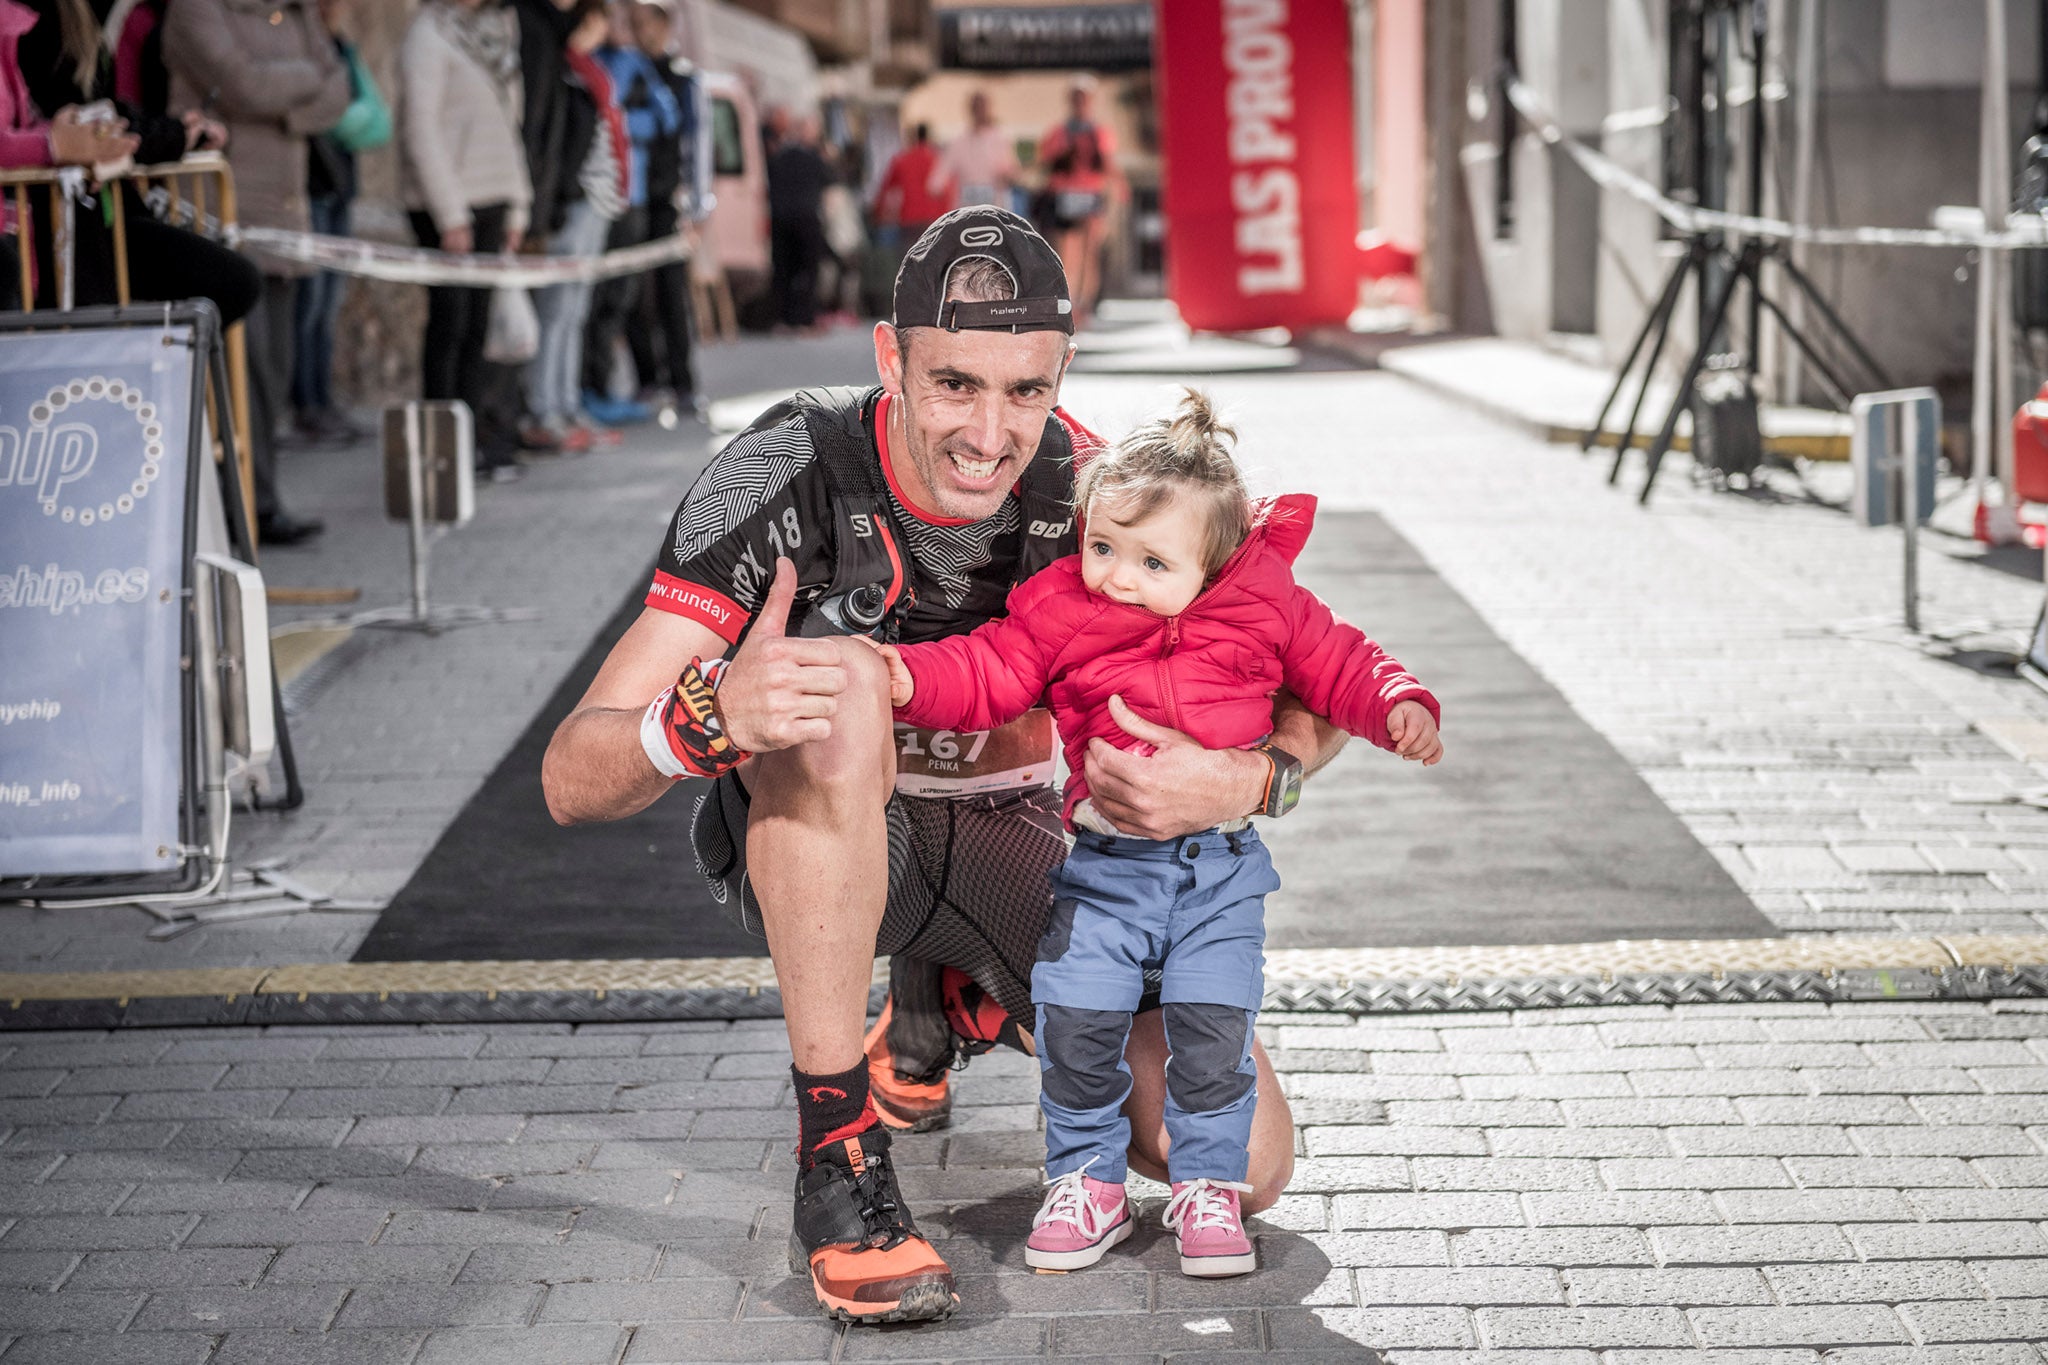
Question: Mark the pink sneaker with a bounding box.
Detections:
[1025,1166,1132,1272]
[1164,1178,1257,1277]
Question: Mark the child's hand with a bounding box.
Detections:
[1388,700,1442,766]
[875,643,913,707]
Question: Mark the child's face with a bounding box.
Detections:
[1080,492,1210,617]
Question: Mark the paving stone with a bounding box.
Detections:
[1270,1305,1474,1349]
[0,1332,216,1365]
[1734,1096,1924,1126]
[343,1116,527,1147]
[1410,1158,1599,1192]
[1665,1126,1858,1156]
[623,1318,842,1362]
[111,1088,291,1120]
[1916,1096,2048,1126]
[1970,1258,2048,1297]
[1686,1303,1910,1347]
[454,1242,660,1284]
[1485,1129,1672,1159]
[1302,1127,1486,1157]
[1529,1048,1702,1074]
[1451,1228,1656,1267]
[277,1087,452,1118]
[0,1214,191,1250]
[1352,1267,1563,1306]
[378,1210,572,1245]
[534,1279,742,1322]
[0,1287,143,1330]
[1853,1127,2040,1156]
[1333,1192,1525,1230]
[411,1144,594,1180]
[1302,1229,1450,1267]
[1474,1306,1691,1348]
[1764,1260,1985,1303]
[222,1061,391,1090]
[1381,1101,1563,1128]
[11,1123,179,1154]
[1712,1188,1916,1222]
[1782,1156,1977,1187]
[1850,1222,2048,1260]
[1280,1157,1412,1193]
[1521,1192,1720,1226]
[1650,1225,1856,1265]
[1560,1267,1771,1306]
[266,1244,470,1284]
[1627,1068,1807,1097]
[208,1329,428,1365]
[1598,1158,1790,1189]
[185,1210,389,1246]
[0,1182,129,1215]
[131,1285,349,1331]
[1900,1298,2048,1343]
[66,1246,274,1289]
[1903,1188,2048,1221]
[333,1284,543,1328]
[318,1036,486,1060]
[50,1064,226,1094]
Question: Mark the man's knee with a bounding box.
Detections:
[1038,1004,1133,1111]
[1161,1003,1255,1114]
[750,638,894,800]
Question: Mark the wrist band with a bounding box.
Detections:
[640,657,749,780]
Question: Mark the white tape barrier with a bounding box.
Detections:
[144,189,693,287]
[1505,77,2048,251]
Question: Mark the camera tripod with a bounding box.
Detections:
[1582,0,1890,503]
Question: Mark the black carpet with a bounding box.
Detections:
[351,582,761,962]
[1257,513,1774,947]
[355,512,1772,962]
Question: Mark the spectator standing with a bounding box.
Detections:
[579,3,676,426]
[292,0,387,446]
[766,109,829,332]
[623,0,704,419]
[397,0,533,482]
[509,0,578,249]
[872,123,948,244]
[162,0,349,545]
[525,0,625,452]
[1035,76,1121,330]
[0,1,139,308]
[931,90,1018,212]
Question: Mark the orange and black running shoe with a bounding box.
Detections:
[791,1124,958,1324]
[862,993,954,1133]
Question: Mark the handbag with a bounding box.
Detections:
[482,285,539,365]
[330,42,392,154]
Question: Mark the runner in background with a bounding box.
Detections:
[931,89,1019,213]
[1034,75,1121,331]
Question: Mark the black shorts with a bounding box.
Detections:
[690,770,1070,1024]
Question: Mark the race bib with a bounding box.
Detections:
[893,708,1057,799]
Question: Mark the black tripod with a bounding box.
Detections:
[1581,0,1891,504]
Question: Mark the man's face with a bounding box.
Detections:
[875,322,1072,522]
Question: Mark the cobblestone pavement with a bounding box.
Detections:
[12,1004,2048,1360]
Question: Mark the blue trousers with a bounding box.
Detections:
[1032,826,1276,1184]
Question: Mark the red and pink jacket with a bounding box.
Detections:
[0,1,51,209]
[895,493,1440,825]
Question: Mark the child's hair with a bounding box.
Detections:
[1074,389,1252,576]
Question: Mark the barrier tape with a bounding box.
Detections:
[1504,76,2048,251]
[145,188,694,287]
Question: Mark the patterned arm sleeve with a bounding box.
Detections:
[645,417,836,647]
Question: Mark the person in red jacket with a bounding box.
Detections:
[878,389,1442,1280]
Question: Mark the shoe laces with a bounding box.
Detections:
[843,1144,912,1252]
[1164,1178,1253,1234]
[1034,1158,1114,1237]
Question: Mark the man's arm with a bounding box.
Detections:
[543,608,725,825]
[544,560,850,825]
[1081,690,1346,841]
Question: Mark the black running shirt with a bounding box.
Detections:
[646,393,1102,647]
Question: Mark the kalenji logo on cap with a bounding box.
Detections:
[959,226,1004,246]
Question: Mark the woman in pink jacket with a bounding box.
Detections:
[879,390,1443,1281]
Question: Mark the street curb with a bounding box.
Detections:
[6,936,2047,1029]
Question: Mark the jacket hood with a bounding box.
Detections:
[0,0,38,40]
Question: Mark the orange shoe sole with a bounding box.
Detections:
[790,1238,960,1324]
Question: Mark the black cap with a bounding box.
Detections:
[893,206,1074,336]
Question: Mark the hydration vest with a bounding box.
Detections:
[732,385,1080,644]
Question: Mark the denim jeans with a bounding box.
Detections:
[526,199,614,424]
[290,195,351,415]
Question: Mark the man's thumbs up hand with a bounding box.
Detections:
[714,559,850,752]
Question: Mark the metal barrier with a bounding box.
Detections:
[0,153,255,540]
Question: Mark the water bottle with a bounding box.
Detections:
[798,582,890,638]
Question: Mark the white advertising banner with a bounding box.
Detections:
[0,324,195,878]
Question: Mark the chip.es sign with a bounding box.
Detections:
[1154,0,1358,332]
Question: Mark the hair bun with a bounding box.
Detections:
[1166,387,1235,461]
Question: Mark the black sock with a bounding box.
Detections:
[793,1059,874,1164]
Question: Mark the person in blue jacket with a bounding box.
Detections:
[579,3,677,427]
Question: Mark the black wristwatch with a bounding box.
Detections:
[1253,742,1305,819]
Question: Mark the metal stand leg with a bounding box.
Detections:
[1642,242,1760,503]
[1586,247,1691,456]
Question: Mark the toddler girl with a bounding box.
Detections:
[877,390,1442,1277]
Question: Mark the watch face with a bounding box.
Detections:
[1274,768,1303,818]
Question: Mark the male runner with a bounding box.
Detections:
[541,207,1341,1325]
